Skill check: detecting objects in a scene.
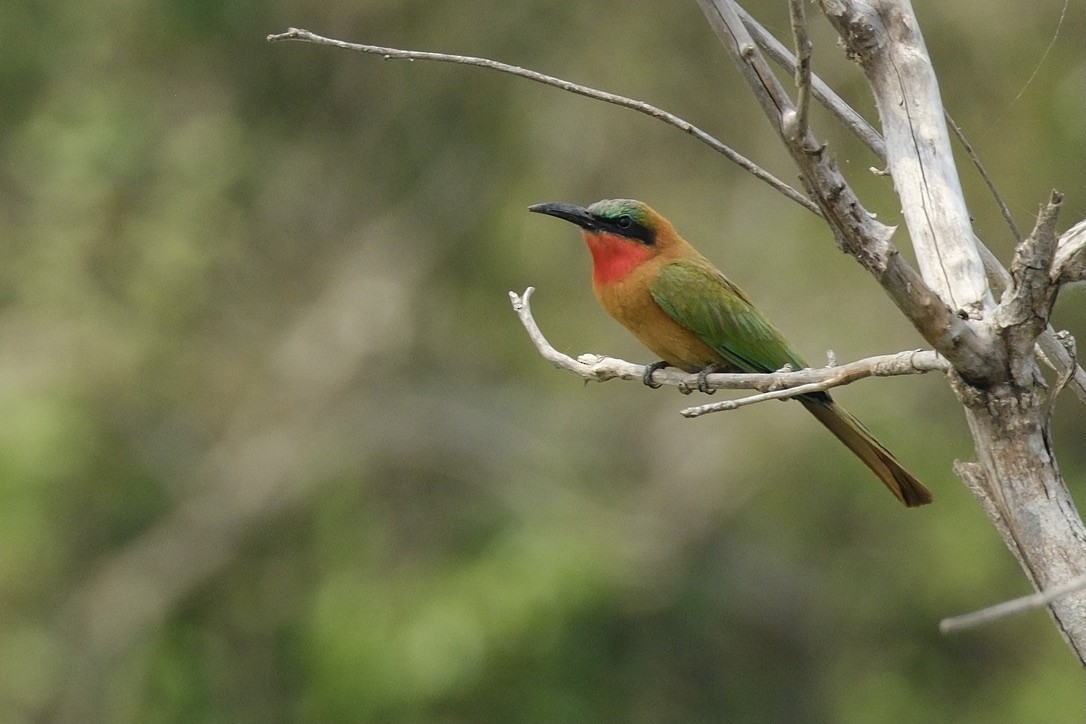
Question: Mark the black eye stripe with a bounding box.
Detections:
[594,214,655,245]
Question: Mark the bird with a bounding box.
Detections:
[528,198,932,507]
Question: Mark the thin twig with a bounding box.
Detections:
[945,113,1023,243]
[510,287,948,402]
[266,27,819,215]
[737,6,885,158]
[785,0,813,143]
[1008,0,1069,106]
[683,380,827,416]
[680,349,946,417]
[940,571,1086,633]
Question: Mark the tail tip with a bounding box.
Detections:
[901,481,934,508]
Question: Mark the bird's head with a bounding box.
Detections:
[529,199,678,285]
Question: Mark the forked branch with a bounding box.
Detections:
[696,0,992,381]
[735,7,1086,402]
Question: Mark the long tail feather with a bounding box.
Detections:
[799,397,933,507]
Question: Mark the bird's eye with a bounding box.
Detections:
[616,215,633,229]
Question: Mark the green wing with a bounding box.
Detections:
[649,260,808,373]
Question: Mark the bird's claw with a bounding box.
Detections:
[696,364,721,394]
[642,360,670,388]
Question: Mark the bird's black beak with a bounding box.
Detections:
[528,202,598,231]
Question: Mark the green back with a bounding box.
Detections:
[650,260,808,373]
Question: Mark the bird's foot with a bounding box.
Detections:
[696,364,722,394]
[642,360,670,388]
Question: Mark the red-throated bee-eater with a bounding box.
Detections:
[529,198,932,507]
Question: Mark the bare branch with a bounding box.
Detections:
[1053,219,1086,285]
[938,121,1080,412]
[266,27,818,215]
[684,381,827,416]
[696,0,991,381]
[941,571,1086,634]
[681,349,946,416]
[1009,192,1063,302]
[1046,331,1078,422]
[738,7,1084,402]
[981,231,1086,405]
[709,3,1086,659]
[1038,326,1086,406]
[945,113,1024,244]
[1011,193,1063,283]
[784,0,813,143]
[956,381,1086,663]
[741,10,1017,279]
[995,191,1063,379]
[939,119,1079,414]
[737,6,885,158]
[510,288,947,402]
[818,0,991,316]
[743,5,1029,299]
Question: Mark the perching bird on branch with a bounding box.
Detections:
[529,198,932,507]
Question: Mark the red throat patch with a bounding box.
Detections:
[583,232,653,286]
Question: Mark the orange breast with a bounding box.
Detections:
[592,264,724,373]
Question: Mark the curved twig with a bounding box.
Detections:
[266,27,818,215]
[945,113,1024,243]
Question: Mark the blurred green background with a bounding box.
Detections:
[2,0,1084,721]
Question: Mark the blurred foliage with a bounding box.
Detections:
[1,0,1084,721]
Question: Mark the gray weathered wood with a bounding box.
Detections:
[817,0,1086,662]
[820,0,992,315]
[699,0,1086,662]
